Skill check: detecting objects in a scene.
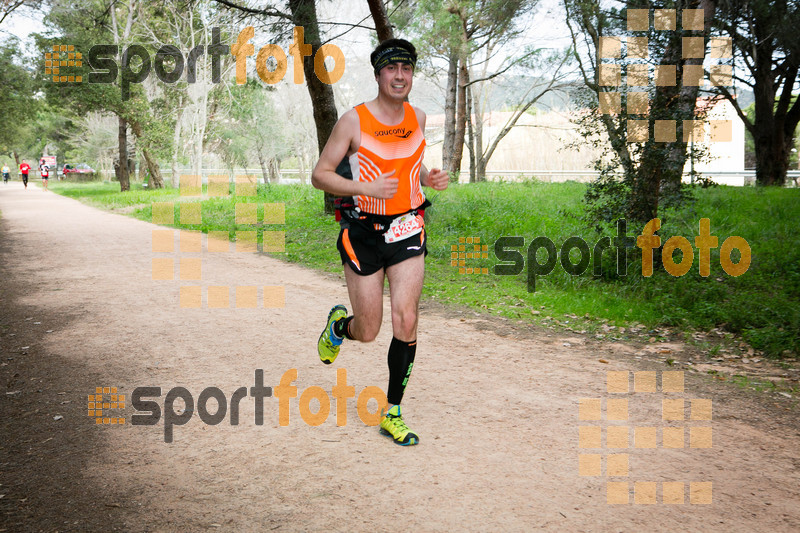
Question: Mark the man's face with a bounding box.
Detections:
[376,61,413,101]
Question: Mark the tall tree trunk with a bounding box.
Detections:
[171,105,183,188]
[288,0,339,213]
[629,0,718,222]
[473,86,485,182]
[755,134,790,186]
[130,120,164,188]
[452,57,469,180]
[257,149,269,184]
[117,116,130,191]
[142,149,163,188]
[13,151,20,167]
[465,85,475,183]
[366,0,393,41]
[442,46,459,176]
[268,157,279,184]
[138,154,146,182]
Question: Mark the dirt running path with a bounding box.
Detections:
[1,182,799,532]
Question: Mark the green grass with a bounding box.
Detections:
[49,180,800,358]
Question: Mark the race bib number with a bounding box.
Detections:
[384,213,424,243]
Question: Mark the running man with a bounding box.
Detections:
[19,160,30,190]
[40,163,50,191]
[311,38,449,446]
[2,163,9,184]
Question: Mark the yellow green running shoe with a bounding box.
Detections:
[379,405,419,446]
[318,304,347,364]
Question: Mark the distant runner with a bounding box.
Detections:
[2,163,9,184]
[40,163,50,191]
[19,160,30,190]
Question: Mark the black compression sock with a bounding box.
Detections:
[387,337,417,405]
[333,316,356,340]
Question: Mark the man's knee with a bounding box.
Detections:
[392,308,418,338]
[354,317,381,343]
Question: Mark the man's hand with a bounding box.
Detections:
[367,170,399,199]
[424,168,449,191]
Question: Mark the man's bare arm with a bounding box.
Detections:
[311,110,399,199]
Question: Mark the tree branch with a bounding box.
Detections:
[211,0,291,21]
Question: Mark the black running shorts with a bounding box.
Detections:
[21,174,28,185]
[337,222,427,276]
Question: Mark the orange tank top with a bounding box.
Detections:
[351,102,426,216]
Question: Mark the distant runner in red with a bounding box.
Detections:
[19,160,30,190]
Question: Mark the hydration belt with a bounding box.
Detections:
[335,197,431,233]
